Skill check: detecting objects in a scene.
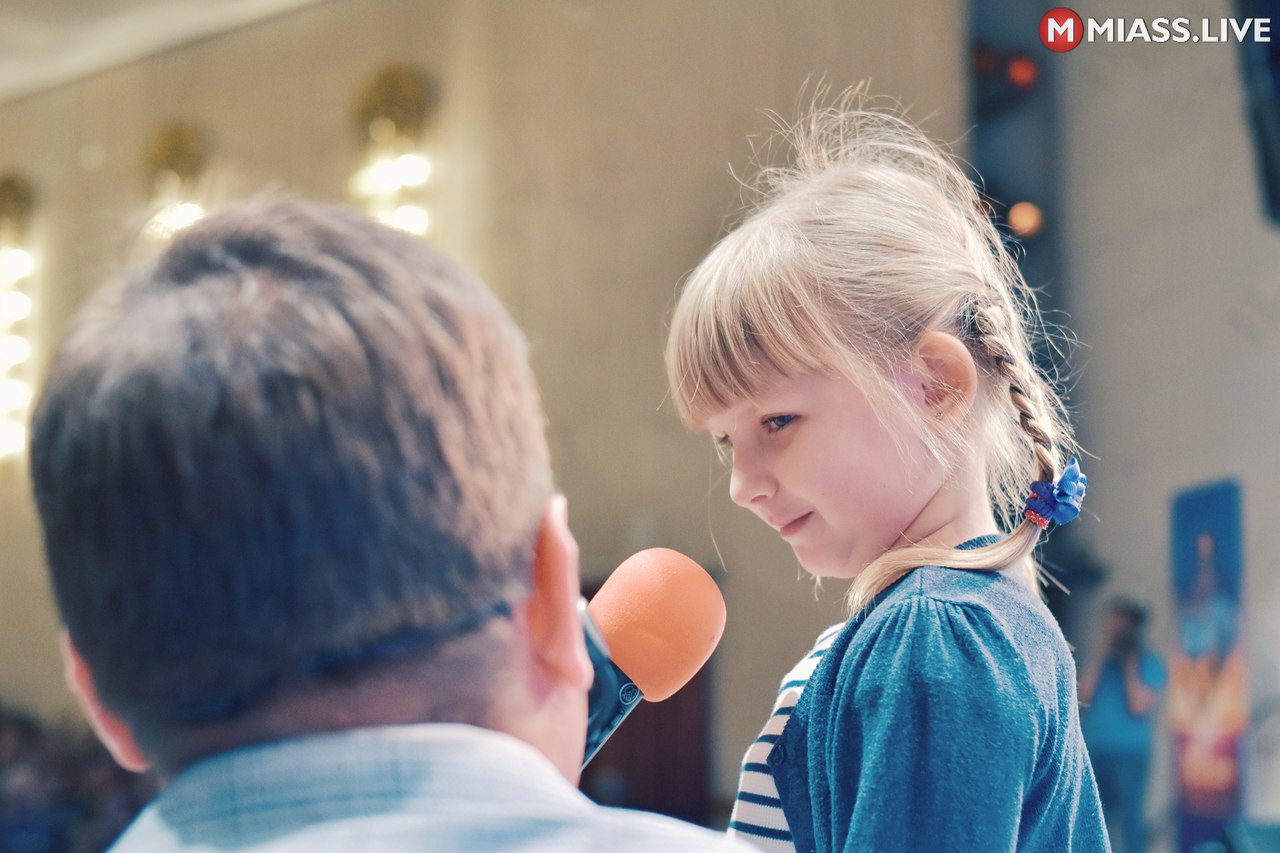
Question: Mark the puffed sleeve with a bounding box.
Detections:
[818,595,1041,853]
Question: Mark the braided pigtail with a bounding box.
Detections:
[845,293,1078,612]
[839,115,1080,613]
[970,300,1061,494]
[966,299,1074,587]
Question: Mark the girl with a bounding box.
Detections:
[666,97,1109,851]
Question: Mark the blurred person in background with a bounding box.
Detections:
[1079,598,1166,853]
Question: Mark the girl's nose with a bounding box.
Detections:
[728,455,774,508]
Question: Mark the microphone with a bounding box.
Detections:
[580,548,726,767]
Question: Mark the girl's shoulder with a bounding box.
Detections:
[872,563,1050,633]
[853,565,1021,638]
[844,564,1073,697]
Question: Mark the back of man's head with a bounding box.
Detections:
[30,199,553,759]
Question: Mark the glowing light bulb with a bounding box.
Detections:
[395,153,431,187]
[0,378,30,412]
[168,202,206,230]
[352,150,432,198]
[1005,54,1039,90]
[390,205,429,235]
[144,202,206,241]
[352,156,404,198]
[1008,201,1044,238]
[1,291,32,324]
[0,248,35,282]
[0,335,31,365]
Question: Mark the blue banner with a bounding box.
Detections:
[1170,480,1249,851]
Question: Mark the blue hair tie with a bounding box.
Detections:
[1024,458,1086,530]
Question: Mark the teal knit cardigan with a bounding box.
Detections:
[767,549,1111,852]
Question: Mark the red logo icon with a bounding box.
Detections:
[1040,8,1084,51]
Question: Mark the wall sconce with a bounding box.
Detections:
[143,122,209,242]
[350,64,438,236]
[0,173,37,461]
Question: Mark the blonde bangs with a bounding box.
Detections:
[666,222,839,428]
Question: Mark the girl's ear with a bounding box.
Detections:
[912,330,978,427]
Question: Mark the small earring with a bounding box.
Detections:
[934,411,944,421]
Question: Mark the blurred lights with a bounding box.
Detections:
[143,201,207,242]
[972,42,1041,118]
[0,378,31,412]
[1,292,31,323]
[0,335,30,366]
[0,247,34,282]
[387,204,429,236]
[394,153,431,187]
[351,153,432,198]
[143,124,209,244]
[352,65,437,236]
[1007,201,1044,239]
[0,173,36,463]
[1005,54,1039,90]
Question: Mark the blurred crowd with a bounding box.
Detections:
[0,705,152,853]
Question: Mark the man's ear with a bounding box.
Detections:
[521,495,593,694]
[912,330,979,427]
[61,631,151,773]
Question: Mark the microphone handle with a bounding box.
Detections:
[579,599,643,767]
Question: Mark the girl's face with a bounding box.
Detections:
[703,370,947,579]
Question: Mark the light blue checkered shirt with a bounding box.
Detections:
[109,723,753,852]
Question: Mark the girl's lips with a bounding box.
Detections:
[780,512,812,539]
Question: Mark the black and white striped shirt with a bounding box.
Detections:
[726,622,844,850]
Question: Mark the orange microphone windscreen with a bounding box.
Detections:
[586,548,726,702]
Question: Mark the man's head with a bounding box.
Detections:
[31,199,591,778]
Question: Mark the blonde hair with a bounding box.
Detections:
[665,93,1077,612]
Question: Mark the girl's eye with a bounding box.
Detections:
[762,414,796,433]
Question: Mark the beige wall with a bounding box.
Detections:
[0,0,967,801]
[1057,0,1280,829]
